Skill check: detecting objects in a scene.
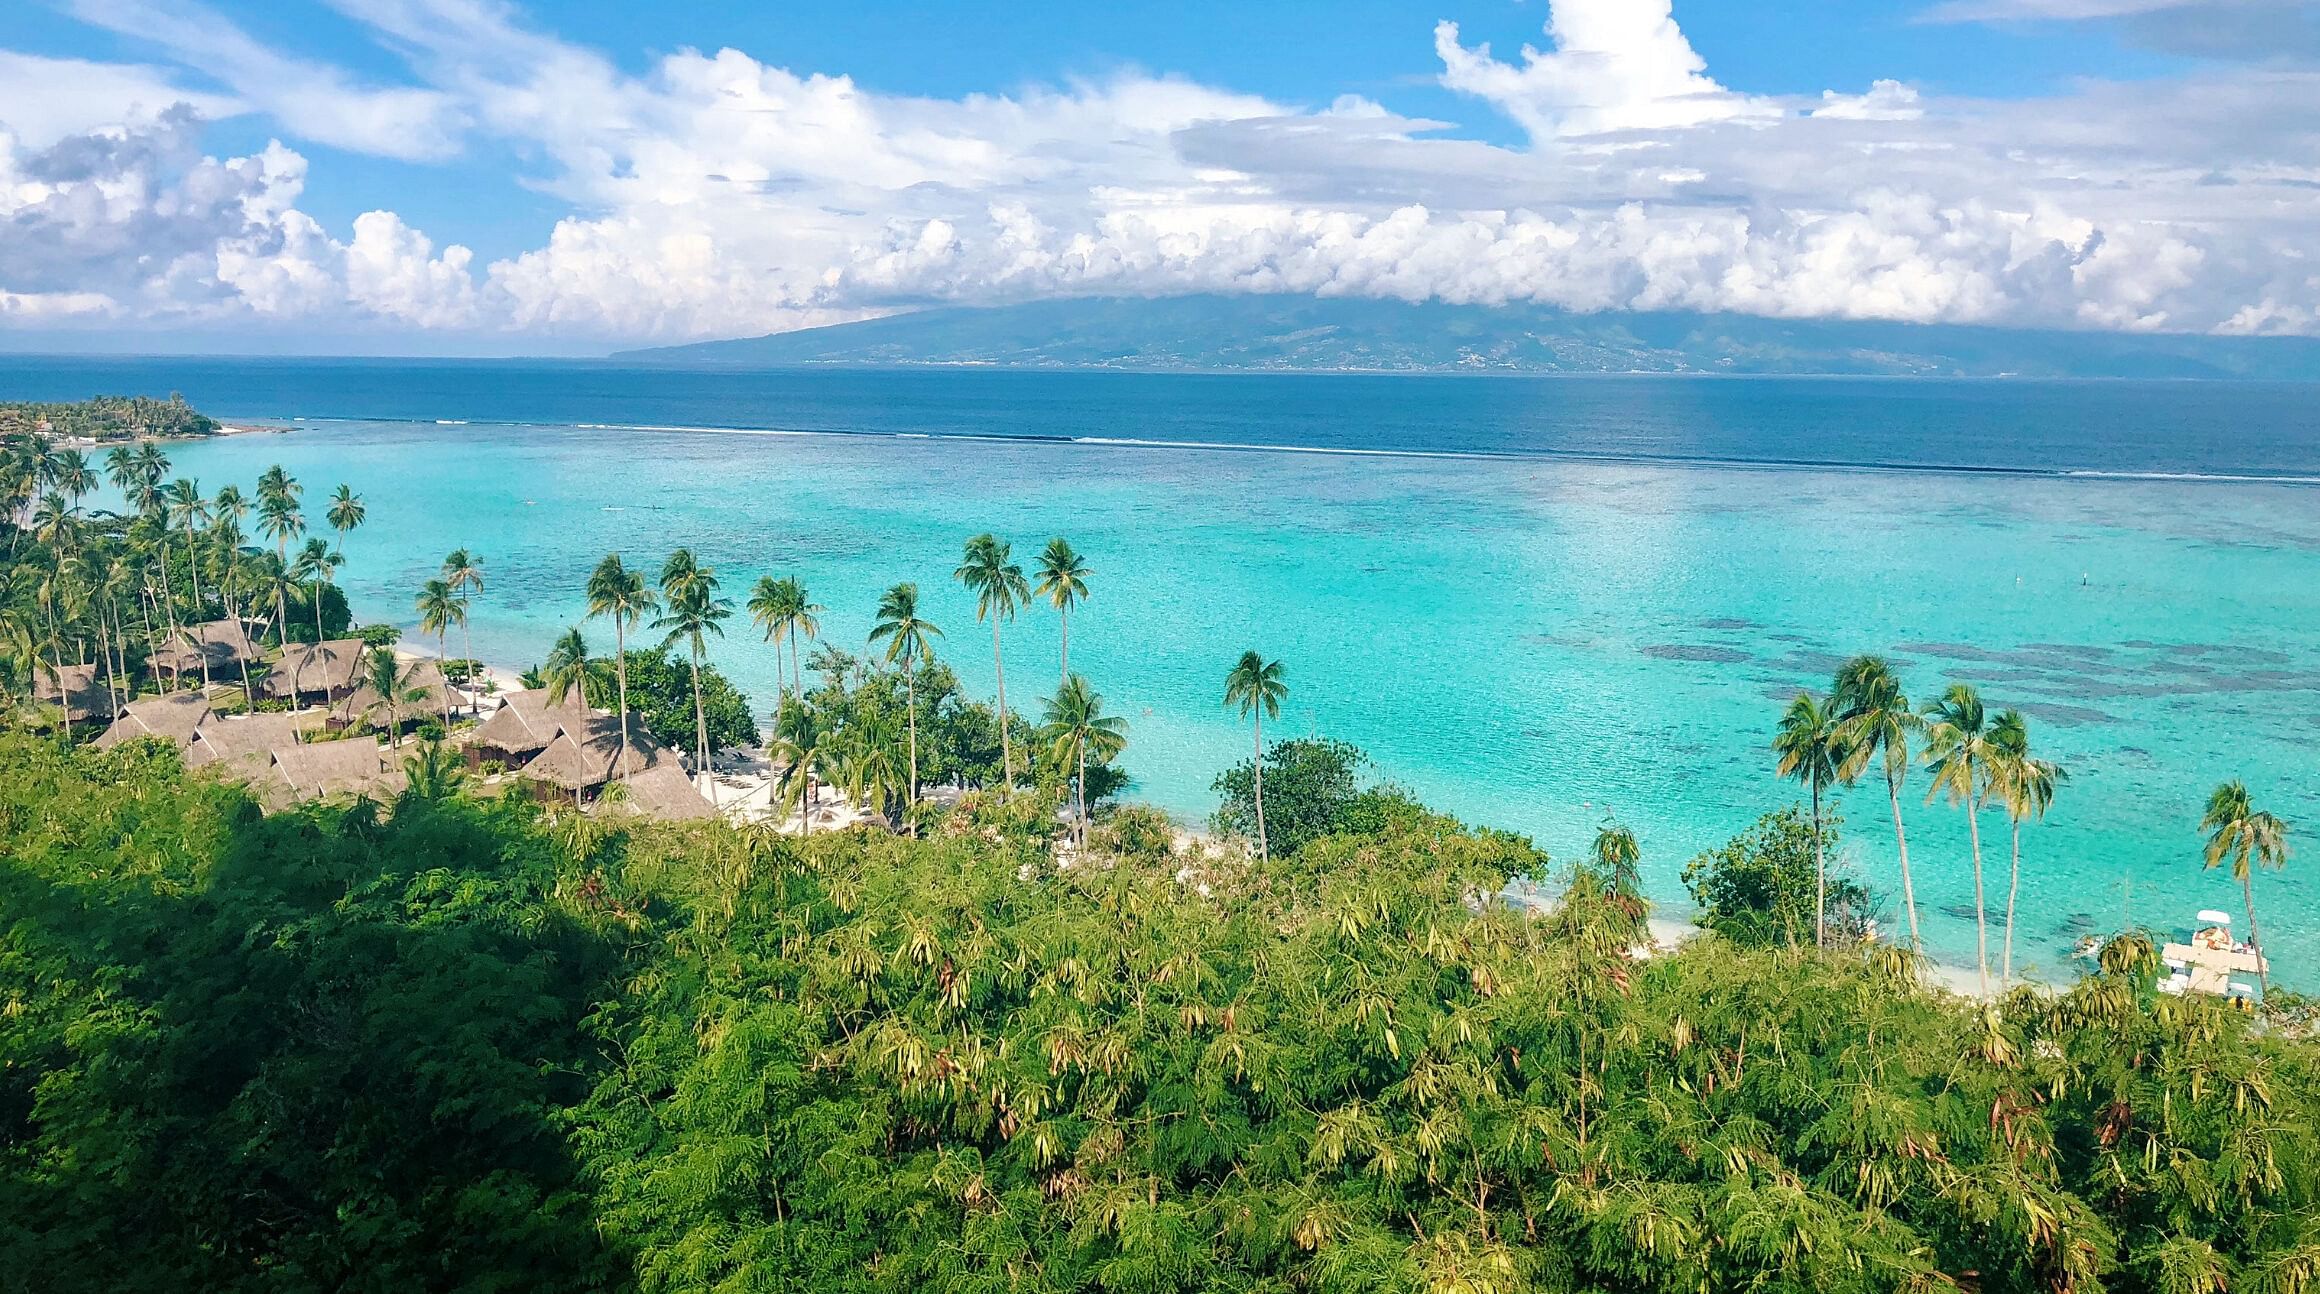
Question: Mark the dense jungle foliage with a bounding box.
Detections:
[0,395,220,441]
[2,731,2318,1294]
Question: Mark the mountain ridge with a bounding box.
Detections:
[617,295,2320,379]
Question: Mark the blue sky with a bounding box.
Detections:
[0,0,2314,353]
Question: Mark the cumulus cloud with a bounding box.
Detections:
[1,0,2316,344]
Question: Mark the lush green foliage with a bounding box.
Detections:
[6,733,2319,1294]
[1682,806,1878,947]
[0,395,219,441]
[1211,736,1376,857]
[525,644,760,752]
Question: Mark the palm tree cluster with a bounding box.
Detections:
[1,436,366,729]
[1780,654,2290,1001]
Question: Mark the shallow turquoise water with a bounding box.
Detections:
[154,415,2320,986]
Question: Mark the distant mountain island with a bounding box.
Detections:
[618,295,2320,379]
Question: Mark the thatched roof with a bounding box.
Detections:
[607,763,716,821]
[267,739,408,802]
[31,662,113,723]
[94,691,212,749]
[472,688,592,755]
[185,710,325,776]
[150,619,259,673]
[337,657,455,730]
[520,713,670,791]
[261,639,368,699]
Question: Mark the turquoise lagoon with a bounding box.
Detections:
[11,360,2311,985]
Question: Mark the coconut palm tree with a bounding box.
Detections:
[255,481,304,648]
[1222,651,1288,862]
[1042,673,1127,849]
[51,449,94,512]
[292,537,338,647]
[442,549,483,714]
[955,534,1029,792]
[326,484,365,550]
[586,554,656,782]
[1987,710,2064,989]
[653,550,732,803]
[772,700,835,835]
[2199,780,2289,1000]
[868,581,943,816]
[1034,538,1091,683]
[1923,682,1997,996]
[159,479,210,620]
[1833,656,1926,954]
[747,576,819,709]
[361,646,425,750]
[1774,689,1847,949]
[542,627,595,707]
[415,577,462,727]
[838,713,906,826]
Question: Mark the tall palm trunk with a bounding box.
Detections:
[989,619,1012,792]
[180,521,205,621]
[2242,873,2269,1000]
[1811,780,1826,949]
[1059,605,1070,685]
[904,651,919,820]
[613,618,633,781]
[437,629,452,727]
[1966,792,1990,998]
[462,611,477,717]
[1076,743,1088,848]
[1252,708,1269,863]
[2003,817,2024,989]
[1886,769,1922,954]
[153,555,193,689]
[688,634,714,809]
[312,580,327,654]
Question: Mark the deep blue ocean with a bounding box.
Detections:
[7,354,2318,986]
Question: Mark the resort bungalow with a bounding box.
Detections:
[149,619,261,682]
[184,710,326,780]
[467,688,593,770]
[333,658,456,734]
[93,691,212,751]
[519,713,674,804]
[262,638,368,705]
[263,739,408,807]
[605,762,717,822]
[30,662,115,729]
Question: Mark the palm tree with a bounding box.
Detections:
[1833,656,1926,955]
[255,479,304,648]
[1222,651,1288,862]
[747,576,820,709]
[292,537,338,647]
[1986,711,2064,989]
[415,577,462,727]
[1773,689,1847,949]
[837,713,906,826]
[772,701,835,835]
[442,549,483,714]
[1923,682,1997,997]
[159,478,210,621]
[653,550,733,804]
[1042,674,1127,849]
[955,534,1029,792]
[868,582,943,817]
[542,627,595,707]
[1590,821,1643,900]
[361,646,424,751]
[326,484,365,549]
[1034,538,1091,683]
[586,554,656,782]
[51,449,94,512]
[2199,780,2289,1000]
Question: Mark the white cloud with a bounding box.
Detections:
[0,50,244,149]
[1433,2,1778,139]
[1,0,2316,344]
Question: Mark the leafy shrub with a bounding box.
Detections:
[1681,804,1876,947]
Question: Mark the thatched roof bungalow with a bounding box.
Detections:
[606,762,717,822]
[94,691,212,750]
[30,662,114,725]
[150,619,260,677]
[520,713,672,796]
[335,657,455,733]
[185,710,325,779]
[266,739,408,804]
[468,688,592,767]
[261,638,368,703]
